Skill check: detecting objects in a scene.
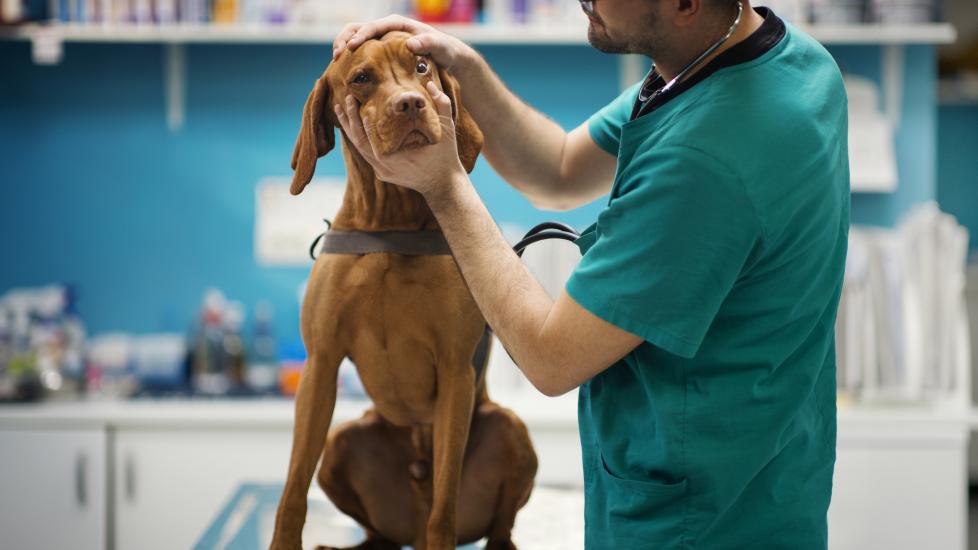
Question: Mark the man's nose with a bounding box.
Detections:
[391,92,427,118]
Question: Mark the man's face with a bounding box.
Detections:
[585,0,665,55]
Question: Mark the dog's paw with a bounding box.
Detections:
[268,538,302,550]
[485,540,518,550]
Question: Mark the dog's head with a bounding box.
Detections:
[290,31,483,195]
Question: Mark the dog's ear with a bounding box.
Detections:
[290,73,336,195]
[436,66,483,174]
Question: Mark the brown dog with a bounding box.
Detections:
[270,32,538,550]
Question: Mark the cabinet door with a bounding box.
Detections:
[0,428,106,550]
[114,428,291,550]
[829,428,968,550]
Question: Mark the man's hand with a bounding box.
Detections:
[334,82,467,199]
[332,14,475,74]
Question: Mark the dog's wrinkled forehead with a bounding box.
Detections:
[327,32,434,92]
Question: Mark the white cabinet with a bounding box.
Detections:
[113,428,291,550]
[829,414,969,550]
[0,428,107,550]
[0,401,971,550]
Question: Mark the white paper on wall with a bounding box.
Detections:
[254,177,346,267]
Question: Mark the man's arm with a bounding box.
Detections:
[426,171,643,395]
[455,55,618,211]
[335,76,642,397]
[332,15,618,211]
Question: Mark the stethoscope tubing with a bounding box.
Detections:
[635,0,745,117]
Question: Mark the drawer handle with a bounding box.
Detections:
[74,453,87,508]
[125,454,136,503]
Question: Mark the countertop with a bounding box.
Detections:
[0,394,973,445]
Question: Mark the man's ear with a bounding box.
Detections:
[436,66,483,174]
[290,72,336,195]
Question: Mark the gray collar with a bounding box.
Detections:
[319,229,452,256]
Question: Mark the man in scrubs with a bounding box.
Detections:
[331,0,849,546]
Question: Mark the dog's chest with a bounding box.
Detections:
[325,254,484,426]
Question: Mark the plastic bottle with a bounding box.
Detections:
[416,0,451,22]
[192,289,230,395]
[222,301,247,392]
[447,0,475,22]
[248,301,278,394]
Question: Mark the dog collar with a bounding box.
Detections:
[317,229,452,257]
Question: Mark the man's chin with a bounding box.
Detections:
[587,26,629,54]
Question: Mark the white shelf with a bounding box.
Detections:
[0,21,958,46]
[804,23,956,45]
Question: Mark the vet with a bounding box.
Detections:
[333,0,849,546]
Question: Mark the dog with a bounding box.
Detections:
[270,32,538,550]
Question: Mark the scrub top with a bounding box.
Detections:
[565,18,850,550]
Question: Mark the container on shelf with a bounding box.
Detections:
[810,0,868,24]
[872,0,935,23]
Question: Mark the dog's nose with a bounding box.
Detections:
[392,92,427,118]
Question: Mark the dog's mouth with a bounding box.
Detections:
[398,129,433,151]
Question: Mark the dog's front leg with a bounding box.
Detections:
[426,360,476,550]
[270,349,344,550]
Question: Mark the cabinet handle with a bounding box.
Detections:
[125,454,136,503]
[74,452,87,508]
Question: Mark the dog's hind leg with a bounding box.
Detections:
[480,404,538,550]
[318,411,418,548]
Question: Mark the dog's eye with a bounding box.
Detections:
[416,61,429,74]
[351,72,370,85]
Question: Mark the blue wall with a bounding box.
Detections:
[828,45,939,227]
[0,40,948,339]
[937,103,978,255]
[0,42,616,340]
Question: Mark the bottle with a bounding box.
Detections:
[0,305,13,400]
[212,0,237,24]
[415,0,451,22]
[192,289,230,395]
[248,301,278,394]
[222,301,247,393]
[447,0,475,22]
[60,285,86,389]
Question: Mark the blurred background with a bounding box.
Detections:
[1,0,977,549]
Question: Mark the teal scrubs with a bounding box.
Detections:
[566,23,850,549]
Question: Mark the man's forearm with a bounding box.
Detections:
[452,50,570,207]
[425,172,560,393]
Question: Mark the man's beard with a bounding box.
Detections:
[587,22,632,54]
[586,14,660,57]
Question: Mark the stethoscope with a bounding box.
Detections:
[515,4,746,254]
[633,0,744,118]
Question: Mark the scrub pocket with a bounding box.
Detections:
[585,445,689,549]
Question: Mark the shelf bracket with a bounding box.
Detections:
[163,43,186,132]
[882,44,904,132]
[30,26,64,65]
